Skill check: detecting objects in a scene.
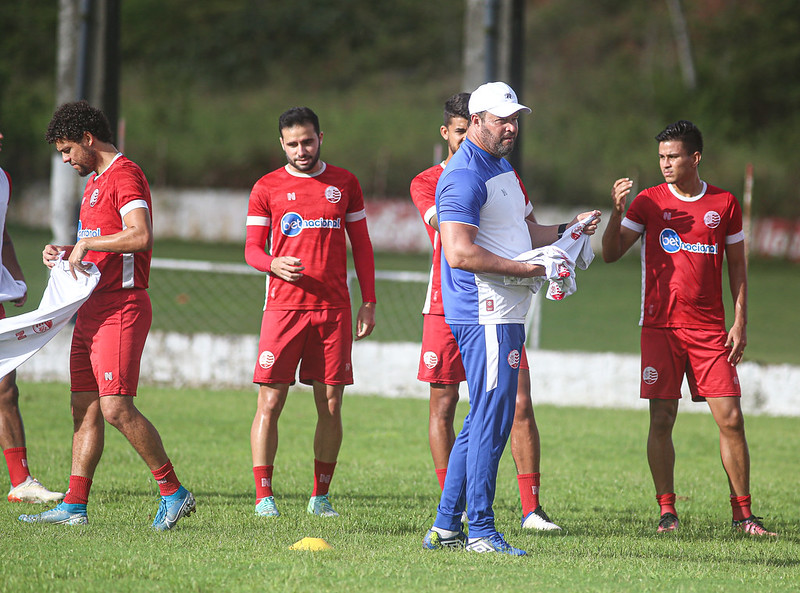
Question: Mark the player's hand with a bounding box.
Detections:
[611,178,634,213]
[726,323,747,366]
[355,302,376,341]
[571,210,602,235]
[270,256,305,282]
[42,244,71,269]
[11,291,27,307]
[67,240,92,279]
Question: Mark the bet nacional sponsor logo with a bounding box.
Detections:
[423,351,439,370]
[280,212,341,237]
[258,350,275,369]
[643,366,659,385]
[76,221,102,240]
[507,349,521,369]
[659,228,717,255]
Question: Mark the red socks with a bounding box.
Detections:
[63,475,92,505]
[312,459,336,496]
[253,465,274,499]
[151,460,181,497]
[730,494,752,521]
[3,447,31,488]
[517,473,541,517]
[435,468,448,491]
[656,492,677,516]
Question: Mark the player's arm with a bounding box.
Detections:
[346,217,376,340]
[67,205,153,278]
[244,221,305,281]
[2,226,27,306]
[725,239,748,365]
[602,178,640,262]
[440,220,544,278]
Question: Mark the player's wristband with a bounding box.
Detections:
[557,223,567,239]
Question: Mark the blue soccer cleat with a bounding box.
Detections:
[466,532,526,556]
[423,528,467,550]
[307,494,339,517]
[255,496,280,517]
[152,486,196,531]
[18,502,88,526]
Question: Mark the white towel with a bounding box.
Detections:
[505,212,598,300]
[0,258,100,378]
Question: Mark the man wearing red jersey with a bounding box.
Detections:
[602,120,775,537]
[1,130,65,505]
[20,101,194,530]
[245,107,376,518]
[410,93,560,531]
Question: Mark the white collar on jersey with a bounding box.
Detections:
[668,180,707,202]
[94,152,124,179]
[284,161,327,178]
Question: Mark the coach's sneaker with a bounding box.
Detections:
[732,515,777,537]
[18,502,88,525]
[8,476,65,504]
[152,486,196,531]
[255,496,280,517]
[522,505,562,531]
[466,532,526,556]
[423,527,466,550]
[657,512,679,533]
[307,493,339,517]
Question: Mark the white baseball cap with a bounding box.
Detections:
[468,82,531,117]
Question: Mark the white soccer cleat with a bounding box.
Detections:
[521,505,562,531]
[7,476,65,504]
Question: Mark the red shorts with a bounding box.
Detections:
[70,289,152,397]
[640,326,741,401]
[418,314,528,384]
[254,308,353,386]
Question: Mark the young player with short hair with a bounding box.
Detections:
[20,101,195,530]
[602,120,776,537]
[245,106,376,519]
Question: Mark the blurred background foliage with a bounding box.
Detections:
[0,0,798,216]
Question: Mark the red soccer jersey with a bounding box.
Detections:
[78,155,152,292]
[410,163,446,315]
[246,162,366,310]
[622,182,744,329]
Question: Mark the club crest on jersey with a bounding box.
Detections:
[259,350,275,369]
[89,189,100,207]
[423,351,439,370]
[507,349,521,369]
[643,366,659,385]
[325,186,342,204]
[659,228,717,255]
[704,211,721,229]
[32,320,53,334]
[280,212,341,237]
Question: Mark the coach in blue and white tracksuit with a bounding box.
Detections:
[422,82,600,555]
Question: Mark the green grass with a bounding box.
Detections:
[2,382,798,592]
[8,223,800,364]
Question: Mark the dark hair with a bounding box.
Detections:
[655,120,703,155]
[45,100,113,144]
[278,107,320,135]
[443,92,470,126]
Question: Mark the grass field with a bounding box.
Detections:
[2,382,798,592]
[8,223,800,365]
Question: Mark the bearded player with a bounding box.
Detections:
[245,107,376,519]
[410,93,560,531]
[602,120,776,537]
[21,101,195,530]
